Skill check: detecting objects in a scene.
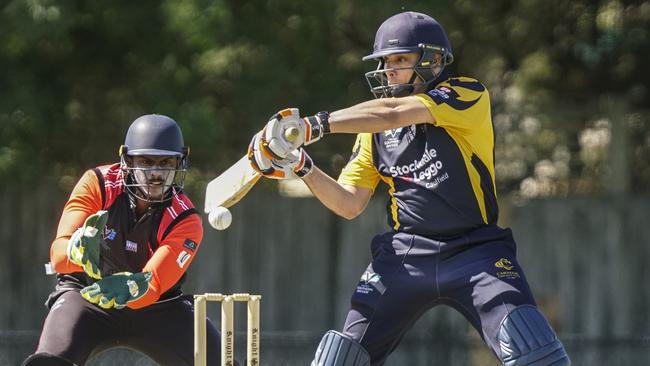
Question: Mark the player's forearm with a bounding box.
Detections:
[328,96,432,133]
[50,237,84,273]
[302,167,369,220]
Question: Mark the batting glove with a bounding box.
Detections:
[248,131,313,179]
[80,271,152,310]
[67,210,107,279]
[283,148,314,178]
[262,108,330,159]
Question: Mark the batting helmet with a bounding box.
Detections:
[363,11,454,98]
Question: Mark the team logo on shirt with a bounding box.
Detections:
[383,128,403,150]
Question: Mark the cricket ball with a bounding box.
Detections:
[208,206,232,230]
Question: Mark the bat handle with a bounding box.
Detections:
[284,127,300,143]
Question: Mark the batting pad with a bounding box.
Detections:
[498,305,571,366]
[311,330,371,366]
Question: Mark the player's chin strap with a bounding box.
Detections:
[311,330,371,366]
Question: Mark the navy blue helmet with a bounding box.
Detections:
[119,114,189,202]
[364,12,454,98]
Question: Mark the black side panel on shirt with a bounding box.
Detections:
[92,168,106,209]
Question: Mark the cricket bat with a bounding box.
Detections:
[204,127,300,213]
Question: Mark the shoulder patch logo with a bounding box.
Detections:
[183,239,197,252]
[426,83,482,110]
[427,88,450,100]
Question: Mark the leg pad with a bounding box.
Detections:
[311,330,371,366]
[498,305,571,366]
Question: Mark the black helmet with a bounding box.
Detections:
[119,114,189,202]
[363,12,454,98]
[121,114,188,157]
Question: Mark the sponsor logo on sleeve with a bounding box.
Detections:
[183,239,197,252]
[426,87,451,101]
[176,250,191,268]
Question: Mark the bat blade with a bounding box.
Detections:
[204,127,301,213]
[204,155,261,213]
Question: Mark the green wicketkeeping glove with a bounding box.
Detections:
[67,210,108,279]
[80,272,152,309]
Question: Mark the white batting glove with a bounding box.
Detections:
[282,148,314,178]
[262,108,330,159]
[248,131,313,179]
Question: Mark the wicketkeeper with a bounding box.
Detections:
[23,115,227,365]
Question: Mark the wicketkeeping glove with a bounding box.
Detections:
[262,108,330,159]
[80,271,152,310]
[67,210,108,279]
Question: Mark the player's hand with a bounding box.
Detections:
[80,271,152,310]
[248,131,293,179]
[67,210,108,279]
[282,148,314,178]
[271,147,314,179]
[262,108,330,159]
[248,132,313,179]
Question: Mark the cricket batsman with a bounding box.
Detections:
[248,11,571,366]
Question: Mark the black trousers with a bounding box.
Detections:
[29,290,222,365]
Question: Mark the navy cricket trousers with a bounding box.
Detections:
[342,226,539,365]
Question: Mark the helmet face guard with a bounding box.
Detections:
[363,12,454,98]
[120,153,188,203]
[119,114,189,203]
[364,44,453,98]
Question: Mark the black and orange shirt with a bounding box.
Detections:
[50,163,203,309]
[338,77,498,238]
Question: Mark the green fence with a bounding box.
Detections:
[1,184,649,365]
